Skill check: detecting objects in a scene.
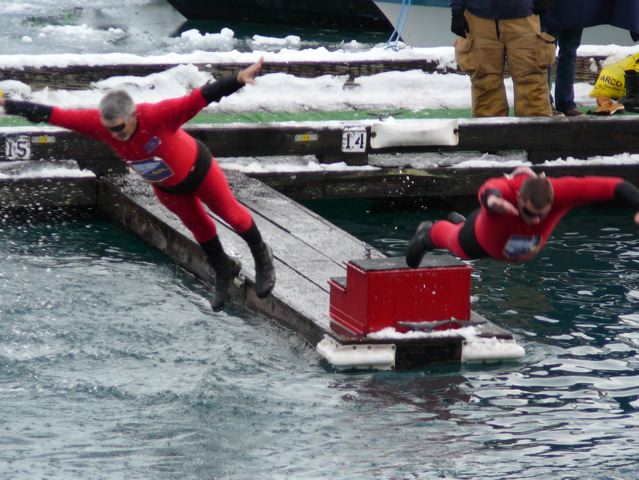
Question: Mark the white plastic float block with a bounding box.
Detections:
[461,338,525,364]
[316,335,396,370]
[370,119,459,149]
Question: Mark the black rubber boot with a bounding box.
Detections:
[251,241,276,298]
[447,211,466,225]
[405,221,434,268]
[240,221,276,299]
[622,70,639,113]
[200,237,242,312]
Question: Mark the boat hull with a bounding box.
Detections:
[373,0,638,46]
[167,0,392,31]
[373,1,456,47]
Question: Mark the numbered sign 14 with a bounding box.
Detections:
[342,127,367,153]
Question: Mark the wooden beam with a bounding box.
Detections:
[0,129,124,175]
[4,118,639,203]
[249,163,639,202]
[5,115,639,167]
[0,170,523,368]
[152,116,639,162]
[0,55,602,90]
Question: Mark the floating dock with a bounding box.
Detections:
[0,166,523,370]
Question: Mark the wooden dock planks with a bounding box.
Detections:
[97,170,381,346]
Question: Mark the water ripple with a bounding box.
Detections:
[4,204,639,478]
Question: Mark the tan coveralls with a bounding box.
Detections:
[455,10,556,117]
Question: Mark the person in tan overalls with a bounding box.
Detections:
[450,0,556,117]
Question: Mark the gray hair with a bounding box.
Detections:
[99,90,135,121]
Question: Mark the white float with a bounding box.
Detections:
[370,119,459,149]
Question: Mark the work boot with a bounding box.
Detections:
[622,70,639,113]
[251,241,276,298]
[200,236,242,312]
[447,211,466,224]
[405,221,434,268]
[559,106,583,117]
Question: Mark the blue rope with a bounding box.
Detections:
[386,0,412,49]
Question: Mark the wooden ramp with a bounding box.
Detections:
[97,170,383,347]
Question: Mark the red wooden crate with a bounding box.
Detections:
[329,257,471,336]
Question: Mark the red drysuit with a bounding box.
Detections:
[48,87,253,242]
[431,174,624,261]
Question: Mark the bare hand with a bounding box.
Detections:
[237,57,264,85]
[487,195,519,216]
[634,211,639,225]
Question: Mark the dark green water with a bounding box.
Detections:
[2,202,639,479]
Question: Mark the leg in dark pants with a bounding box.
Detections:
[548,28,583,114]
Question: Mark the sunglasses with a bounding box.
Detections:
[105,122,127,132]
[521,206,544,219]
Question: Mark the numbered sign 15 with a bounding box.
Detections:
[4,135,31,160]
[342,127,367,153]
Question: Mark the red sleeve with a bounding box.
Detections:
[49,107,106,140]
[477,175,519,206]
[551,176,624,208]
[143,88,208,132]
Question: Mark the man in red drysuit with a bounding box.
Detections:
[0,58,274,312]
[406,166,639,265]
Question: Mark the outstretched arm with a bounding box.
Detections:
[200,57,263,104]
[615,181,639,225]
[1,95,104,139]
[0,96,53,123]
[155,57,265,131]
[551,177,639,226]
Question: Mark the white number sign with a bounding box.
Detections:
[342,127,367,153]
[4,135,31,160]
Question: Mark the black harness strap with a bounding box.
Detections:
[155,139,212,195]
[458,209,490,260]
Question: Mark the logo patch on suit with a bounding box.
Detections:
[129,157,173,182]
[503,234,542,261]
[144,136,162,154]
